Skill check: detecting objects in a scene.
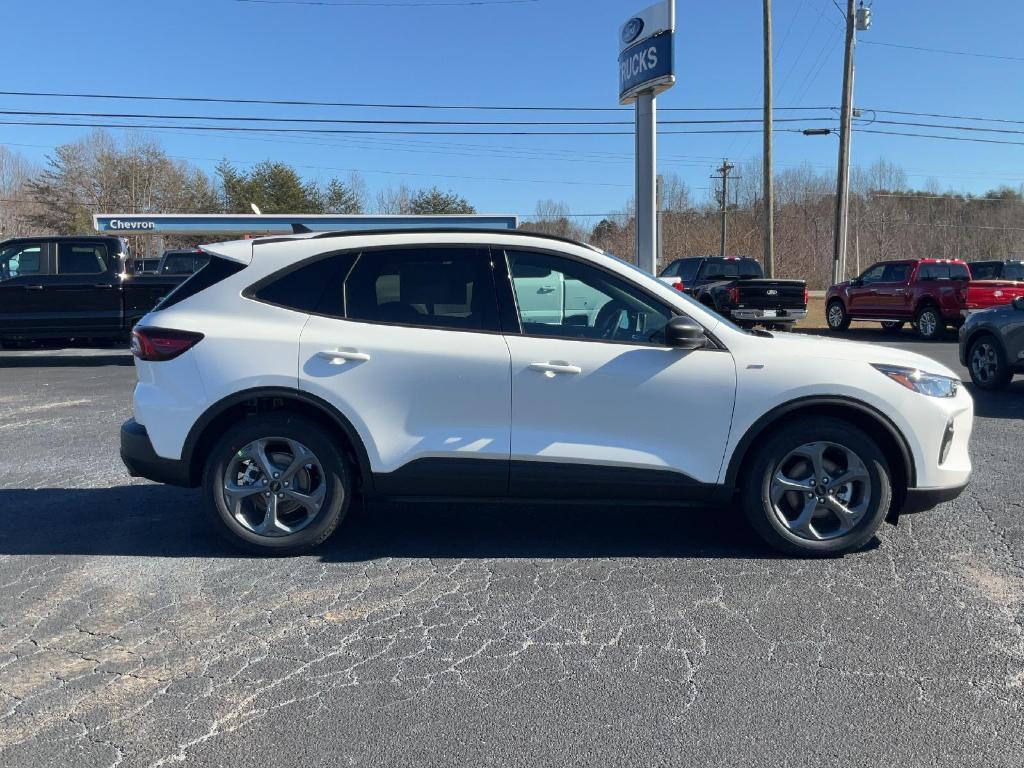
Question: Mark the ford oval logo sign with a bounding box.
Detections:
[622,17,644,45]
[767,289,778,296]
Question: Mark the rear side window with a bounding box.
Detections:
[969,262,997,279]
[882,263,911,282]
[699,259,762,279]
[916,263,968,281]
[251,253,357,315]
[157,257,245,310]
[1004,263,1024,280]
[344,247,499,332]
[57,242,108,275]
[675,259,702,283]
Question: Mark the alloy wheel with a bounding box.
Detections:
[827,304,845,328]
[970,341,999,385]
[222,437,327,537]
[769,441,872,542]
[918,310,938,338]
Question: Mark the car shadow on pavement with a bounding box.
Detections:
[965,382,1024,419]
[0,354,133,368]
[0,485,831,561]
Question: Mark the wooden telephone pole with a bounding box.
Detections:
[712,160,737,258]
[763,0,775,277]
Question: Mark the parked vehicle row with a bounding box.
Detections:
[121,229,972,558]
[0,236,186,345]
[959,295,1024,390]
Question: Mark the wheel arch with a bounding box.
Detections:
[724,396,915,506]
[181,387,373,491]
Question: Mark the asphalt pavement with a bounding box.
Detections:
[1,329,1022,767]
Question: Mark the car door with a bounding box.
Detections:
[298,245,513,496]
[43,240,121,334]
[500,248,737,501]
[875,261,914,317]
[0,240,51,334]
[846,263,887,316]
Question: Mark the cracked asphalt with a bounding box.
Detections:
[1,332,1022,767]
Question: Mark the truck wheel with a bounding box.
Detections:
[742,417,892,557]
[881,321,904,333]
[914,304,943,340]
[826,300,850,331]
[968,334,1013,390]
[202,413,353,556]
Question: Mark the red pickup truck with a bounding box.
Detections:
[963,260,1024,315]
[826,258,971,339]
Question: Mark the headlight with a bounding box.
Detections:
[871,363,959,398]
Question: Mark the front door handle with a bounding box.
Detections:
[537,285,556,294]
[24,284,44,290]
[94,283,114,288]
[529,361,582,375]
[317,349,371,364]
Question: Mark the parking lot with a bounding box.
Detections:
[1,331,1022,767]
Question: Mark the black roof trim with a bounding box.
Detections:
[252,227,602,253]
[1,234,123,245]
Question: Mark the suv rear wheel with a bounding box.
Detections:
[741,417,892,556]
[968,334,1012,390]
[826,300,850,331]
[202,413,352,555]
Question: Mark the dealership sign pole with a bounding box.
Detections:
[619,0,675,275]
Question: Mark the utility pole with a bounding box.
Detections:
[712,160,737,258]
[832,1,870,284]
[763,0,775,278]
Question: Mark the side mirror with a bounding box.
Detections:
[850,278,863,288]
[1013,296,1024,311]
[665,316,706,350]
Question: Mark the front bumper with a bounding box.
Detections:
[901,482,969,514]
[730,308,808,322]
[120,419,193,487]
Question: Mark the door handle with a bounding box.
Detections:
[317,349,371,364]
[24,284,44,290]
[537,285,555,294]
[94,283,114,288]
[529,361,582,375]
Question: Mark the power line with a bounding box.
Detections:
[868,118,1024,137]
[0,89,831,113]
[861,40,1024,63]
[0,108,835,127]
[856,128,1024,148]
[868,108,1024,127]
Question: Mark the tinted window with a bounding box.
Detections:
[507,250,673,344]
[882,263,911,282]
[157,257,246,310]
[1003,263,1024,280]
[345,247,498,332]
[253,253,357,315]
[57,242,108,275]
[916,263,968,281]
[969,262,998,280]
[859,264,887,284]
[161,253,210,275]
[676,259,702,284]
[0,243,45,282]
[699,259,762,279]
[949,263,970,280]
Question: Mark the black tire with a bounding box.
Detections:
[967,334,1013,390]
[880,321,904,333]
[826,300,850,331]
[741,417,892,557]
[202,413,352,555]
[914,304,943,340]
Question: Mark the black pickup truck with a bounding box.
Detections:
[660,255,808,329]
[0,235,187,345]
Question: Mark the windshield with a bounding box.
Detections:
[602,251,740,333]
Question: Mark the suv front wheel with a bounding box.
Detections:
[741,417,892,556]
[826,300,850,331]
[202,413,353,555]
[914,304,943,340]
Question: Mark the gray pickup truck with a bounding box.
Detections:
[0,235,187,346]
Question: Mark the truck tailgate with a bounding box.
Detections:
[965,280,1024,310]
[736,280,806,309]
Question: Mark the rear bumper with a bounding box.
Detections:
[120,419,193,487]
[901,482,969,514]
[731,308,808,322]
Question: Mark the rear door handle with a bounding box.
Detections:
[317,349,371,364]
[529,361,582,375]
[537,285,555,294]
[94,283,114,288]
[24,284,44,290]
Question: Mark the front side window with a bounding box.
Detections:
[859,264,887,284]
[676,259,702,284]
[344,247,499,332]
[57,242,108,275]
[0,243,44,282]
[507,249,673,344]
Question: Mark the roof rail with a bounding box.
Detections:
[294,227,604,253]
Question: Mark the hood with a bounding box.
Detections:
[764,331,960,379]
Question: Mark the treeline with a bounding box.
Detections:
[3,131,1023,287]
[0,130,475,246]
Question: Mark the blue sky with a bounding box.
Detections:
[3,0,1023,220]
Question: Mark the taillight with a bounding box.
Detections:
[727,287,740,304]
[672,280,685,292]
[803,286,809,305]
[131,327,204,361]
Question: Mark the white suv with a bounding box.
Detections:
[120,229,973,556]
